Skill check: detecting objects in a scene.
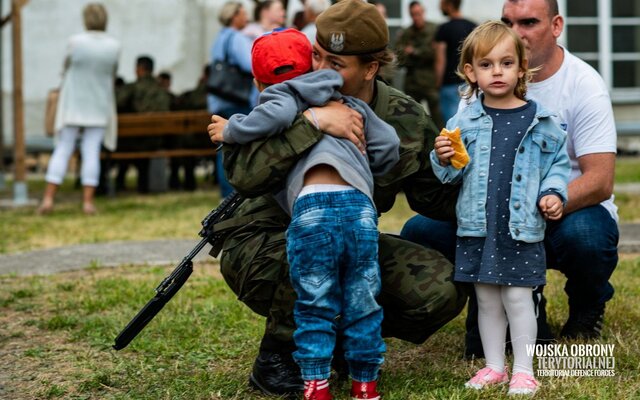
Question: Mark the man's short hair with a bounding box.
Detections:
[136,56,154,73]
[443,0,462,11]
[409,1,422,9]
[505,0,559,17]
[543,0,559,17]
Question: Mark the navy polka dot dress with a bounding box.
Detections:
[454,101,546,287]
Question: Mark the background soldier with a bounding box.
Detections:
[395,1,444,129]
[115,55,170,193]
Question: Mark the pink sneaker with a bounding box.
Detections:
[465,367,509,389]
[508,372,539,395]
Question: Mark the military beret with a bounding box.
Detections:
[316,0,389,55]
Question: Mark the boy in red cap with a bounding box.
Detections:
[208,28,399,400]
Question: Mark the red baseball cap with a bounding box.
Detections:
[252,28,313,85]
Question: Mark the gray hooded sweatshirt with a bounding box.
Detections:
[223,69,400,214]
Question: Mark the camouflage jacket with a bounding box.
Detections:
[116,75,171,113]
[395,22,438,88]
[222,79,459,220]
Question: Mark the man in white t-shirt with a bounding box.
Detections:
[401,0,619,356]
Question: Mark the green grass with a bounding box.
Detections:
[2,156,640,254]
[615,157,640,183]
[0,259,638,399]
[0,177,222,254]
[0,159,639,398]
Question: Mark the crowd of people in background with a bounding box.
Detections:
[38,0,478,208]
[204,0,477,198]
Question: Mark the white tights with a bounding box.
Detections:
[45,126,105,187]
[475,283,536,375]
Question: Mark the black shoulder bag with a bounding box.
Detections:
[207,32,253,104]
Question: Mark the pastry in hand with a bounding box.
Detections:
[440,127,470,169]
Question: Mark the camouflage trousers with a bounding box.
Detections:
[218,196,468,344]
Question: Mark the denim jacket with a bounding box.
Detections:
[430,97,570,243]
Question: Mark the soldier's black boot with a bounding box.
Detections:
[533,286,556,344]
[560,304,605,339]
[249,336,303,397]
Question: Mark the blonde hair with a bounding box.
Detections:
[457,20,533,100]
[83,3,108,31]
[219,1,243,27]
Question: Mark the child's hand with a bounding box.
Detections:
[434,135,454,166]
[539,194,563,220]
[208,114,228,144]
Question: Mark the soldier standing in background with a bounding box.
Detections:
[115,55,170,193]
[395,1,444,129]
[168,65,211,191]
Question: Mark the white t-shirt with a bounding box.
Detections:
[527,47,618,222]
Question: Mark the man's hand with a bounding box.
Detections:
[404,45,415,55]
[434,134,454,166]
[303,101,366,153]
[539,194,564,220]
[208,114,228,144]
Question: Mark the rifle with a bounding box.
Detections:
[113,191,244,350]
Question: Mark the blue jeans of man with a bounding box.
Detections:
[401,204,619,315]
[439,83,462,124]
[286,190,385,382]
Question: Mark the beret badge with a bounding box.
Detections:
[329,32,345,52]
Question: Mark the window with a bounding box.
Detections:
[564,0,640,102]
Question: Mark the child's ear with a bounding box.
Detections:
[463,63,476,83]
[519,58,528,79]
[254,79,266,92]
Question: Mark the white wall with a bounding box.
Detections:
[1,0,253,146]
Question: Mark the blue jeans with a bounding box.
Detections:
[286,190,385,382]
[215,152,234,198]
[400,204,619,308]
[439,84,461,124]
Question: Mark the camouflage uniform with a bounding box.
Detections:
[116,75,171,114]
[214,79,467,345]
[115,75,171,191]
[395,21,444,129]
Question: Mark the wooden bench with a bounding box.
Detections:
[103,110,214,160]
[102,110,214,193]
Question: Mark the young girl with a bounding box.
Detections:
[431,21,570,395]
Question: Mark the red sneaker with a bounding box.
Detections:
[303,379,332,400]
[350,380,381,400]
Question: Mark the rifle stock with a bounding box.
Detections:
[113,191,243,350]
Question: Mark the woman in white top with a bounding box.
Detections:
[38,3,120,215]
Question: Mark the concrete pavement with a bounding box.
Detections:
[0,239,214,276]
[0,225,638,276]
